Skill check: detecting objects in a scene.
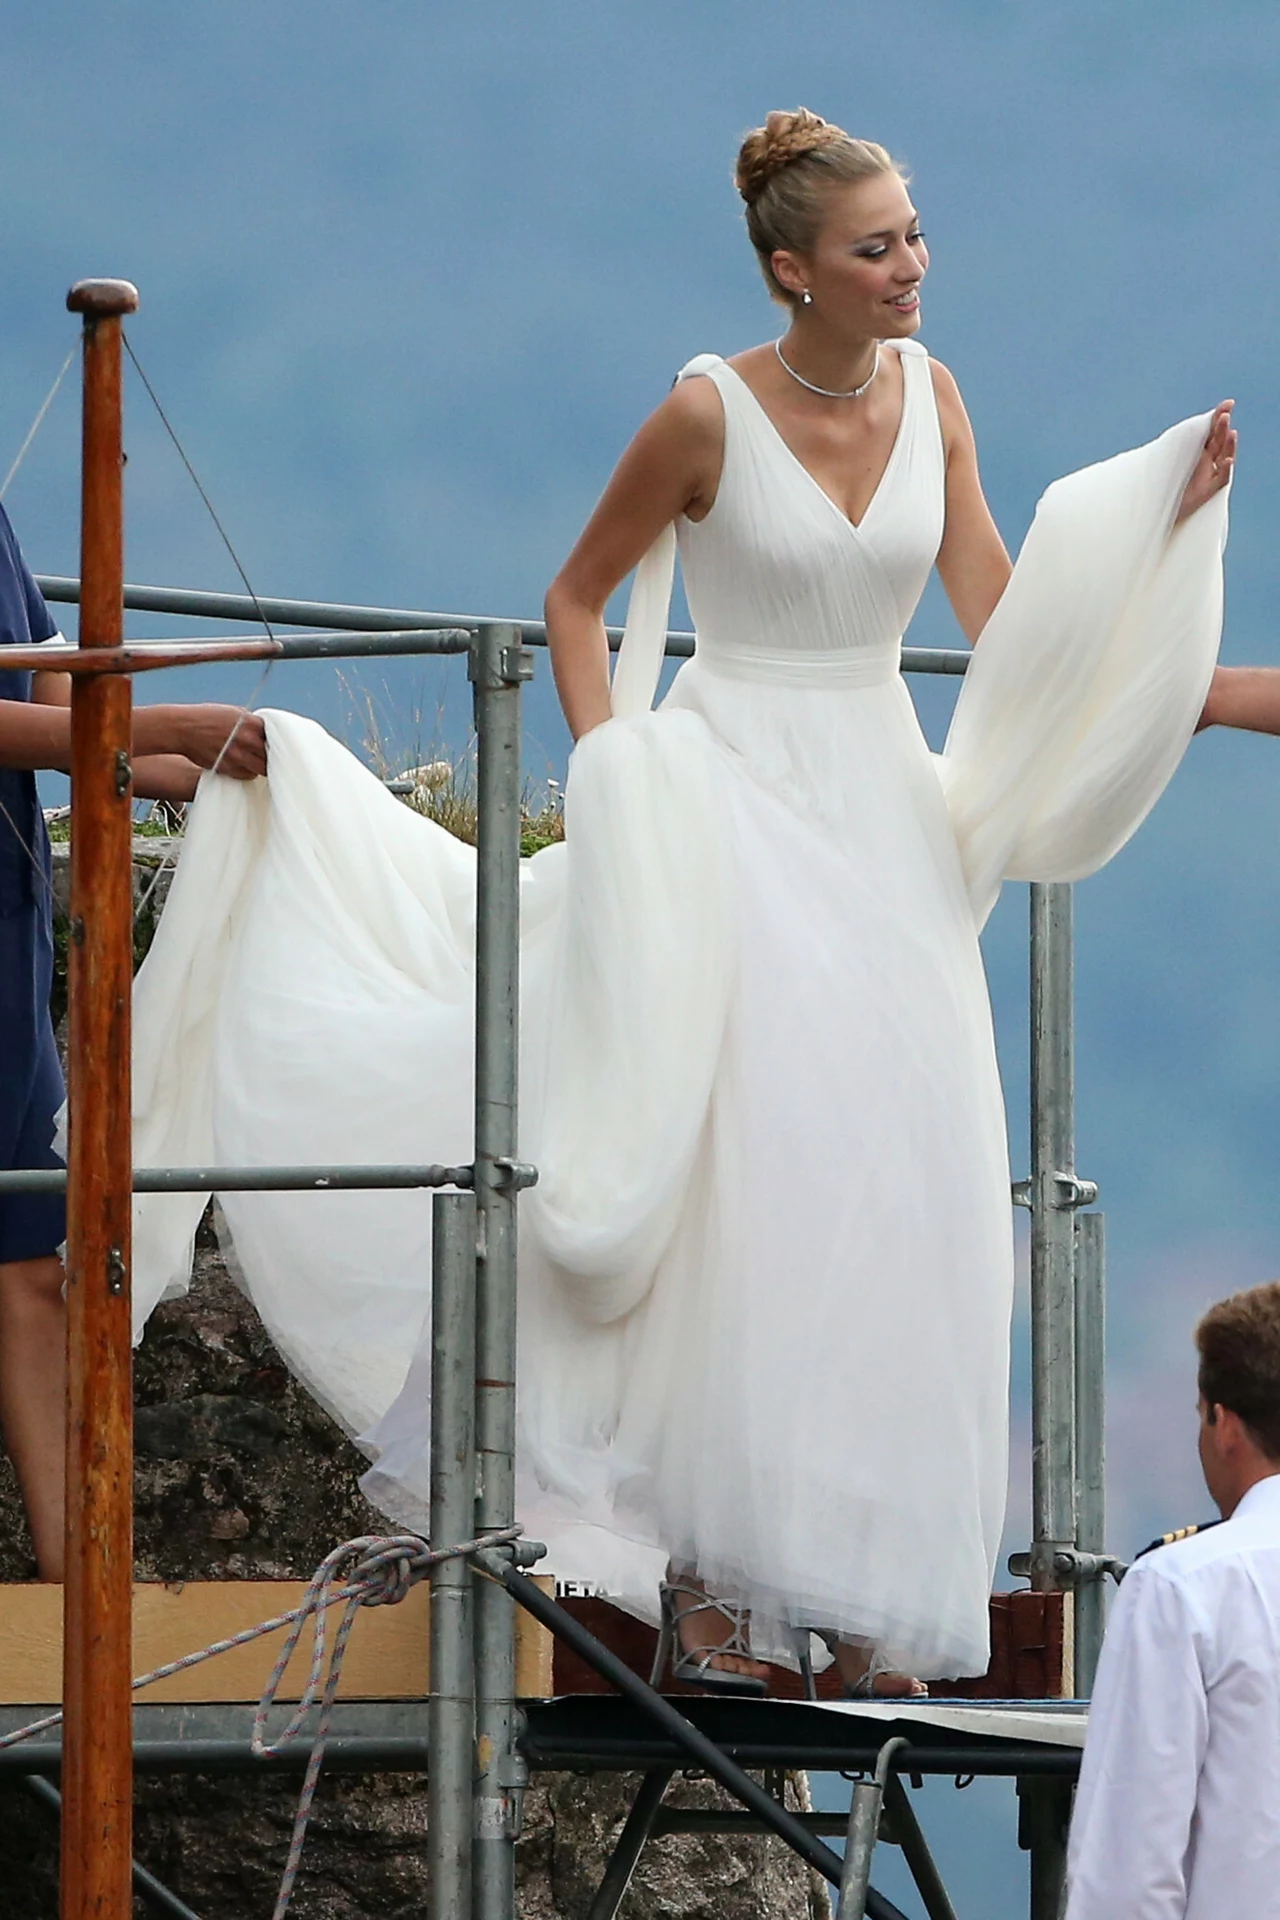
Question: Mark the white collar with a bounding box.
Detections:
[1230,1471,1280,1521]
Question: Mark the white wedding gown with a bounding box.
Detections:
[128,341,1227,1678]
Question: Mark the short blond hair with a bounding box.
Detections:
[735,108,905,308]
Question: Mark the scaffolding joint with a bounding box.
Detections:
[490,1155,539,1192]
[1008,1545,1128,1587]
[468,632,534,688]
[1053,1172,1098,1209]
[1013,1173,1099,1211]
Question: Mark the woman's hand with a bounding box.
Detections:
[172,705,267,778]
[132,703,267,778]
[1175,401,1236,526]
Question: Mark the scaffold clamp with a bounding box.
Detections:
[1008,1545,1128,1586]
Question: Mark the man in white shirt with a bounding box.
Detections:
[1066,1279,1280,1919]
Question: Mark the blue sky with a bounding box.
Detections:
[6,6,1280,1909]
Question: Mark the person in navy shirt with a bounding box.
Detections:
[0,503,265,1579]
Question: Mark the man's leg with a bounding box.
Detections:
[0,1252,65,1580]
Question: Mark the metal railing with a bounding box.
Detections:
[35,571,971,675]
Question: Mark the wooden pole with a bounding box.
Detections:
[61,276,139,1920]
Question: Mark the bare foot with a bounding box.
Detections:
[667,1578,773,1686]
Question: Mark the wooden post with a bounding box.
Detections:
[61,276,139,1920]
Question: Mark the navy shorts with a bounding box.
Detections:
[0,895,66,1264]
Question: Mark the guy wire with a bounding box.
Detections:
[1,342,80,903]
[121,334,285,919]
[0,340,284,988]
[122,335,280,654]
[0,346,77,502]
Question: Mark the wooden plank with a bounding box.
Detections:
[0,1578,554,1705]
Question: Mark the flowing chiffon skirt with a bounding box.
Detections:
[127,409,1226,1677]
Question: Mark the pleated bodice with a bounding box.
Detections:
[675,341,945,687]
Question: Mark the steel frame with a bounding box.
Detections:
[2,289,1109,1920]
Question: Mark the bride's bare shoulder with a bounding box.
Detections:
[926,354,962,404]
[604,365,728,524]
[926,356,977,454]
[926,356,969,414]
[635,363,726,456]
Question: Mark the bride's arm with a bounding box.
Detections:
[928,361,1013,646]
[545,380,723,741]
[929,377,1237,650]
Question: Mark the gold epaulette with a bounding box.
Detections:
[1134,1520,1221,1561]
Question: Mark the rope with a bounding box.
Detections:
[252,1530,521,1920]
[0,1524,523,1919]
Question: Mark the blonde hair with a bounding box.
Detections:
[735,108,903,307]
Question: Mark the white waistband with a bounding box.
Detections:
[694,641,901,689]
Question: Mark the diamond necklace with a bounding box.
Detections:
[774,337,880,400]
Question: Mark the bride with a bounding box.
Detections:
[129,110,1232,1698]
[530,109,1233,1692]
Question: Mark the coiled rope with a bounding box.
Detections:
[0,1525,523,1919]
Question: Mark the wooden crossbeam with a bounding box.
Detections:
[0,1579,554,1706]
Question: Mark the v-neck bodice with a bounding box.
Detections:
[675,339,945,687]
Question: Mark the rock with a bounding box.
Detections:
[531,1772,830,1920]
[134,1393,291,1463]
[208,1506,251,1540]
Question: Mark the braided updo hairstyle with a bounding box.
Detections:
[735,109,903,307]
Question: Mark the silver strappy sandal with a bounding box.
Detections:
[651,1577,768,1697]
[842,1647,928,1700]
[814,1630,927,1699]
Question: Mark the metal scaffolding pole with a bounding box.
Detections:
[1026,878,1112,1917]
[1025,881,1078,1920]
[1028,881,1078,1590]
[429,1193,479,1920]
[468,623,532,1920]
[1018,1776,1074,1920]
[61,276,140,1920]
[1074,1211,1108,1693]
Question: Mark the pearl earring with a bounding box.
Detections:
[801,290,813,306]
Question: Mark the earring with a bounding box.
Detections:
[801,290,813,306]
